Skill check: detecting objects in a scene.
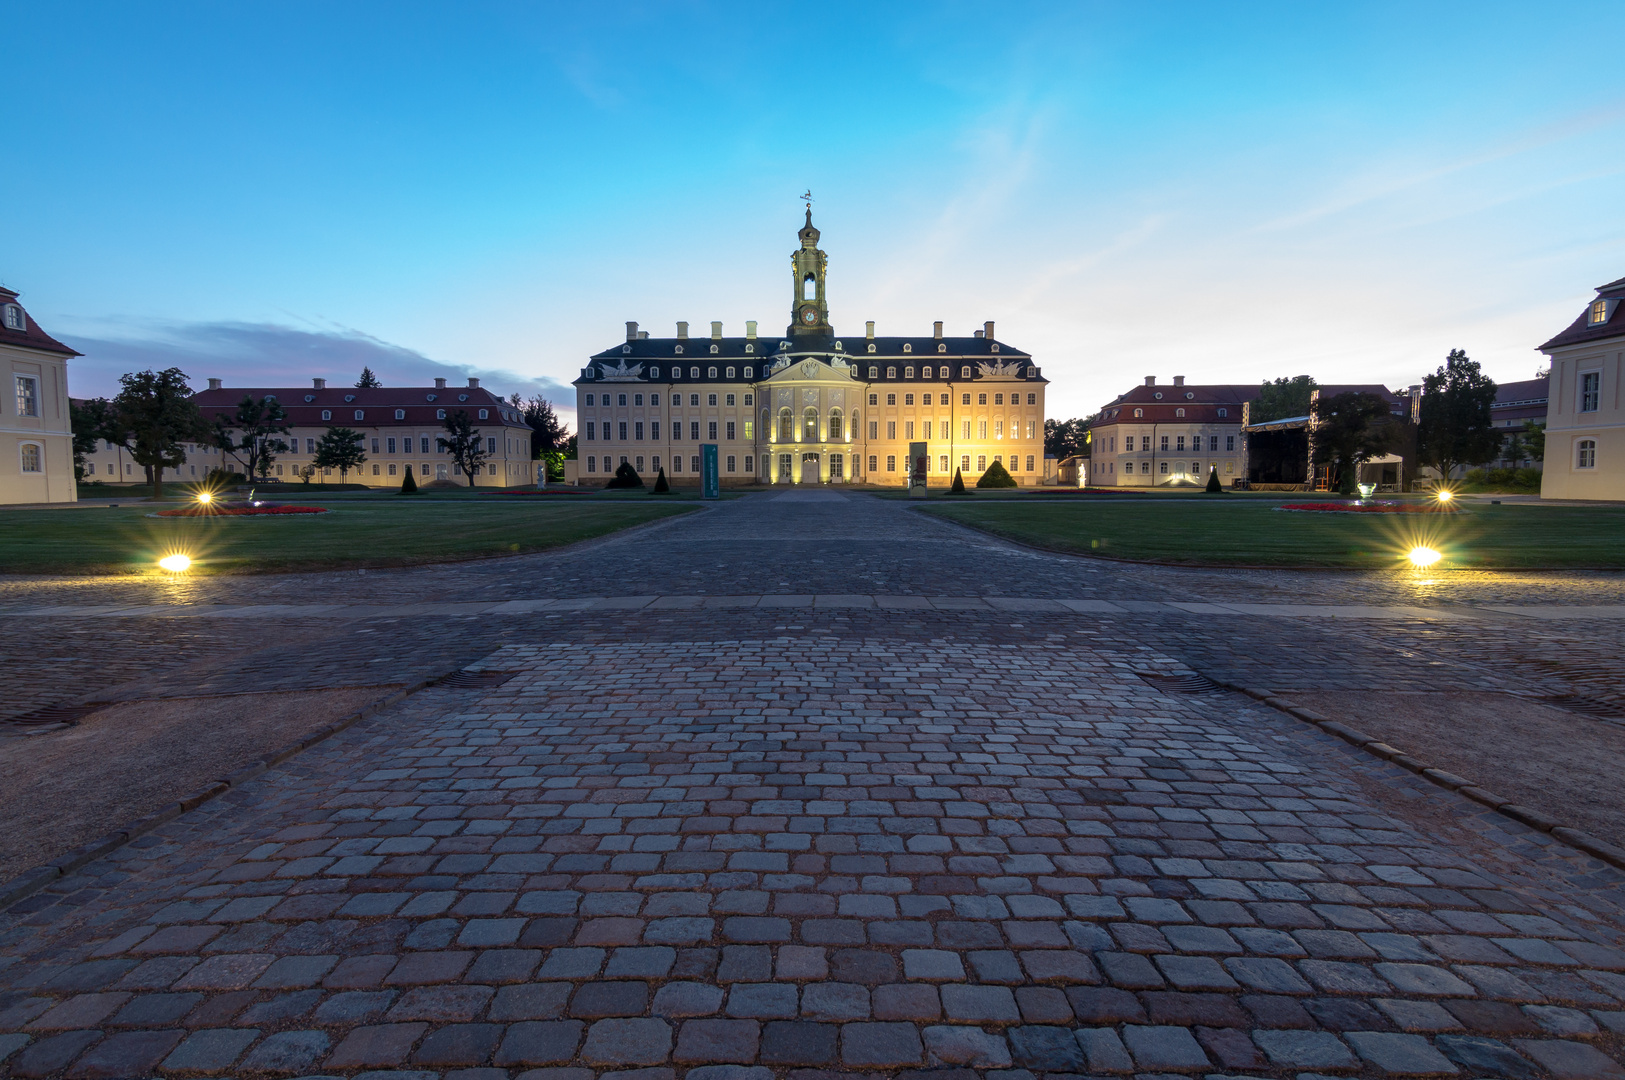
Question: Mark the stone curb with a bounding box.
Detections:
[1232,685,1625,872]
[0,680,429,912]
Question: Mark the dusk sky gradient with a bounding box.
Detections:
[3,2,1623,422]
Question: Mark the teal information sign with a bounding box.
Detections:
[701,444,719,499]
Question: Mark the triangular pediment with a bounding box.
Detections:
[762,354,857,382]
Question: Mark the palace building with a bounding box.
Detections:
[573,210,1049,486]
[1,286,78,504]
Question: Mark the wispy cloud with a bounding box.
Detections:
[59,319,577,407]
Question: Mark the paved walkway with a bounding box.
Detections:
[2,493,1624,1079]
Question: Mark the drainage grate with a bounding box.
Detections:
[1547,694,1625,721]
[4,702,108,727]
[434,670,519,690]
[1136,671,1225,695]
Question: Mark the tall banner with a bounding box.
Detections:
[908,441,928,498]
[701,444,719,499]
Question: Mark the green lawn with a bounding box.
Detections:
[921,500,1625,569]
[0,500,694,575]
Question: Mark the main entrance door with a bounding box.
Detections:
[801,454,819,484]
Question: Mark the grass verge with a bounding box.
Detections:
[0,500,694,575]
[921,500,1625,569]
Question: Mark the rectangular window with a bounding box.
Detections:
[1581,371,1600,412]
[939,455,948,472]
[978,420,987,439]
[1028,394,1035,405]
[19,444,41,472]
[744,455,753,473]
[978,393,987,405]
[830,454,843,479]
[1225,461,1234,474]
[650,393,660,405]
[994,420,1004,439]
[691,455,701,472]
[962,420,971,439]
[708,421,718,440]
[1160,435,1169,451]
[1578,439,1597,468]
[1209,436,1219,451]
[618,394,627,406]
[619,422,628,440]
[726,455,736,473]
[1226,435,1235,451]
[635,456,644,471]
[691,421,700,440]
[652,456,661,471]
[389,462,398,475]
[887,421,896,439]
[1176,435,1185,451]
[421,437,431,453]
[1026,455,1035,471]
[14,376,37,417]
[635,422,644,440]
[487,437,497,453]
[1027,421,1035,439]
[868,455,878,472]
[651,421,660,439]
[905,421,914,439]
[726,421,736,440]
[977,455,986,471]
[672,456,683,472]
[371,463,380,475]
[387,437,397,453]
[708,394,718,406]
[869,421,878,439]
[585,394,595,406]
[633,394,643,406]
[886,455,896,472]
[961,455,970,472]
[744,421,753,439]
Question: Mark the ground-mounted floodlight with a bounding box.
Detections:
[158,553,193,573]
[1407,546,1442,568]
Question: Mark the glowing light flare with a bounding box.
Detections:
[1435,489,1454,503]
[158,553,193,573]
[1407,546,1442,568]
[196,491,213,504]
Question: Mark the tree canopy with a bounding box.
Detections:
[313,427,367,482]
[355,367,382,388]
[436,410,488,486]
[1250,375,1318,423]
[70,398,112,481]
[106,368,210,497]
[1044,418,1089,459]
[1311,391,1397,494]
[214,394,291,480]
[1416,349,1499,482]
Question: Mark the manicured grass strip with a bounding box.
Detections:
[921,500,1625,569]
[0,501,694,575]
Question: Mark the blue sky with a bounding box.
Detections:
[3,2,1622,421]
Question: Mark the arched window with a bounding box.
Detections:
[710,344,719,354]
[708,367,718,378]
[804,406,819,442]
[828,407,844,441]
[1176,408,1185,417]
[904,366,914,379]
[650,367,661,378]
[1217,408,1227,417]
[726,367,736,378]
[804,275,816,300]
[937,343,946,353]
[903,343,913,353]
[779,407,794,441]
[961,366,971,378]
[867,344,876,353]
[1133,408,1143,418]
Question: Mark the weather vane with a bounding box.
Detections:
[801,190,813,210]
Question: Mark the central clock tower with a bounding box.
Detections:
[788,207,831,337]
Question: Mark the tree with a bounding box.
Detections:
[400,466,418,494]
[1044,418,1089,459]
[605,461,644,488]
[976,460,1017,488]
[1416,349,1500,483]
[107,368,210,498]
[651,467,670,493]
[1311,391,1396,495]
[313,427,367,483]
[509,393,570,460]
[1250,375,1318,423]
[1522,420,1545,462]
[437,410,489,486]
[950,467,966,494]
[355,367,382,388]
[1205,467,1222,493]
[1502,429,1524,467]
[212,394,291,482]
[70,398,112,481]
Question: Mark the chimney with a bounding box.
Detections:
[865,321,875,339]
[638,331,648,339]
[984,321,995,339]
[434,377,447,389]
[468,377,480,388]
[207,378,222,391]
[933,321,944,339]
[626,321,639,342]
[711,321,722,340]
[1144,376,1156,386]
[746,320,757,339]
[1172,375,1185,386]
[676,321,689,339]
[312,377,326,390]
[974,330,985,339]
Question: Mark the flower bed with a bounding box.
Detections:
[156,505,329,517]
[1276,501,1459,514]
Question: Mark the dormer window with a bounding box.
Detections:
[902,343,912,353]
[869,366,878,378]
[395,409,406,419]
[726,367,736,378]
[708,367,718,378]
[1217,408,1227,418]
[746,344,755,354]
[887,367,897,378]
[436,408,447,419]
[459,394,469,402]
[305,394,315,402]
[675,345,684,355]
[710,344,719,354]
[867,344,876,353]
[1185,392,1194,399]
[1176,408,1185,417]
[354,410,364,420]
[1134,408,1144,418]
[937,343,946,353]
[623,344,632,354]
[345,394,356,402]
[478,409,489,419]
[1592,300,1610,325]
[905,366,915,378]
[1154,392,1163,399]
[690,367,699,378]
[744,367,753,378]
[835,341,843,351]
[961,366,971,378]
[321,410,332,420]
[650,367,661,378]
[991,344,1000,353]
[426,394,437,401]
[1,304,23,331]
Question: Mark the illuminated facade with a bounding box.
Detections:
[0,287,78,504]
[573,211,1049,486]
[1539,274,1625,502]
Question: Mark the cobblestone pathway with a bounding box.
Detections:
[3,493,1625,1078]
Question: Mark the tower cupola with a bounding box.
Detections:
[789,204,831,337]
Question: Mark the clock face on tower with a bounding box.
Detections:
[800,306,819,325]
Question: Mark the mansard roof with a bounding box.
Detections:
[193,384,531,428]
[581,333,1039,385]
[0,286,80,358]
[1539,274,1625,351]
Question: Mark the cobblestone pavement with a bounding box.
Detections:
[3,493,1625,1078]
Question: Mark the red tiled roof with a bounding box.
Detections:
[193,385,530,429]
[1538,275,1625,351]
[0,287,80,358]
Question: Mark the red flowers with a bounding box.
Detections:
[1277,502,1459,514]
[157,505,329,517]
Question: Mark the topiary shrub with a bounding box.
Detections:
[1205,468,1222,493]
[976,460,1017,488]
[400,468,418,494]
[605,462,644,489]
[950,467,966,494]
[651,467,670,494]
